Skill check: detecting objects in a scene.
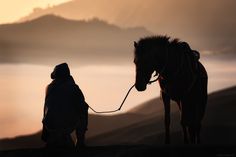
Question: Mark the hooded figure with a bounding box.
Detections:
[42,63,88,148]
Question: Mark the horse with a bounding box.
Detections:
[133,35,208,144]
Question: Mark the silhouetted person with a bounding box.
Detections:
[41,63,88,149]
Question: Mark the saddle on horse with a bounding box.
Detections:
[179,42,200,72]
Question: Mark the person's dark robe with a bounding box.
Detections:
[41,63,88,143]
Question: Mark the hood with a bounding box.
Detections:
[51,63,70,79]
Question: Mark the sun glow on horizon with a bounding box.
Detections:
[0,0,71,24]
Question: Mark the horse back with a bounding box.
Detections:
[159,60,207,101]
[198,61,208,79]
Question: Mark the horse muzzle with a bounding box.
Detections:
[135,83,147,91]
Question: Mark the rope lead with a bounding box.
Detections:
[88,75,159,114]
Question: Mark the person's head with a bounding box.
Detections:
[51,63,70,79]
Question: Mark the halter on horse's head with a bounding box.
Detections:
[133,36,169,91]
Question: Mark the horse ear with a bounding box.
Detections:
[134,41,138,48]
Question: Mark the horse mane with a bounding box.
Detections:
[135,35,183,55]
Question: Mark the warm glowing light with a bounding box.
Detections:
[0,0,71,24]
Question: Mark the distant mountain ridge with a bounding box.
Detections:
[17,0,236,54]
[0,14,151,65]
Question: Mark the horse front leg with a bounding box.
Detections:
[178,101,189,144]
[161,91,171,144]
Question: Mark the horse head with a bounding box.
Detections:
[133,41,156,91]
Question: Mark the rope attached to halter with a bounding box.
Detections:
[43,76,159,133]
[88,44,169,114]
[88,75,159,114]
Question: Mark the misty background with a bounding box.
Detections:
[0,0,236,143]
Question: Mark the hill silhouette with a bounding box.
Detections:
[88,86,236,145]
[1,86,236,151]
[18,0,236,54]
[0,14,151,65]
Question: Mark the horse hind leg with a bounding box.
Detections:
[188,124,202,144]
[188,126,197,144]
[196,124,201,144]
[161,91,171,144]
[180,100,194,144]
[181,124,189,144]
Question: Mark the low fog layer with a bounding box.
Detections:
[0,55,235,138]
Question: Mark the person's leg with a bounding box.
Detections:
[63,133,75,148]
[46,132,74,149]
[76,130,86,148]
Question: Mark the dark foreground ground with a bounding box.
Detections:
[0,145,235,157]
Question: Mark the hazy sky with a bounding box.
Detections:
[0,0,71,24]
[0,0,236,138]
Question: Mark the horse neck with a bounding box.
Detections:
[151,46,166,72]
[155,44,181,80]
